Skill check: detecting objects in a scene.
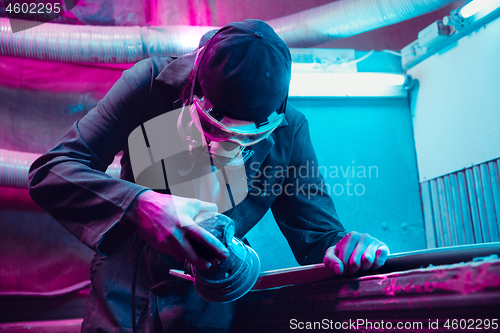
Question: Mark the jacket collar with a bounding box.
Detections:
[244,135,274,185]
[155,50,198,90]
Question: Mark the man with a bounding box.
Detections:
[29,19,389,332]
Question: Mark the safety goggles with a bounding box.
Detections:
[190,95,286,147]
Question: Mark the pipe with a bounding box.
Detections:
[0,148,39,188]
[0,19,216,62]
[267,0,459,47]
[0,148,121,189]
[0,0,459,63]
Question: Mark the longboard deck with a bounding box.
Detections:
[252,242,500,290]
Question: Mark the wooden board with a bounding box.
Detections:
[252,242,500,290]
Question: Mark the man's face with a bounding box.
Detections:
[190,95,284,148]
[218,141,240,151]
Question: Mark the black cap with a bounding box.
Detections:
[197,19,291,122]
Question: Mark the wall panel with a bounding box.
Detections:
[421,158,500,248]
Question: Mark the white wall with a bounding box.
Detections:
[408,14,500,182]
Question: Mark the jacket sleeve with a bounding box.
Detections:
[28,59,157,256]
[271,117,346,265]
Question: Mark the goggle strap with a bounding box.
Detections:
[256,95,287,128]
[209,108,224,122]
[255,119,270,129]
[277,94,287,115]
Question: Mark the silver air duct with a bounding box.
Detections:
[0,148,121,189]
[0,0,458,62]
[0,19,216,62]
[0,0,458,188]
[0,148,39,188]
[268,0,458,47]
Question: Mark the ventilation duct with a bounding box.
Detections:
[0,0,459,188]
[0,148,121,189]
[0,149,39,189]
[269,0,458,47]
[0,0,458,63]
[0,20,214,63]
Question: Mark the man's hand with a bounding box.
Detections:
[129,190,229,270]
[324,231,389,275]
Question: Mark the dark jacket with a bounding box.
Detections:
[28,50,346,332]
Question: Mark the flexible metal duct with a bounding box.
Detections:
[0,0,458,188]
[268,0,459,47]
[0,149,39,188]
[0,148,121,189]
[0,0,458,63]
[0,19,216,62]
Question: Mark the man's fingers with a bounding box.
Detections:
[372,245,390,270]
[347,235,371,274]
[360,252,375,272]
[185,224,229,259]
[326,232,390,275]
[168,246,186,263]
[324,246,344,275]
[359,240,382,272]
[175,233,213,270]
[336,232,361,269]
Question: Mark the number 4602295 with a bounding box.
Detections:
[5,2,61,15]
[444,319,498,330]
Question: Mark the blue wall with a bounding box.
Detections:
[246,97,425,270]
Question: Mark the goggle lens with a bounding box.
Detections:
[191,96,285,146]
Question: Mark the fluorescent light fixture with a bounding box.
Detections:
[460,0,499,18]
[289,72,408,97]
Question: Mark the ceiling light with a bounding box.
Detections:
[289,72,409,97]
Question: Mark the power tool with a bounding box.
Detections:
[170,212,261,303]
